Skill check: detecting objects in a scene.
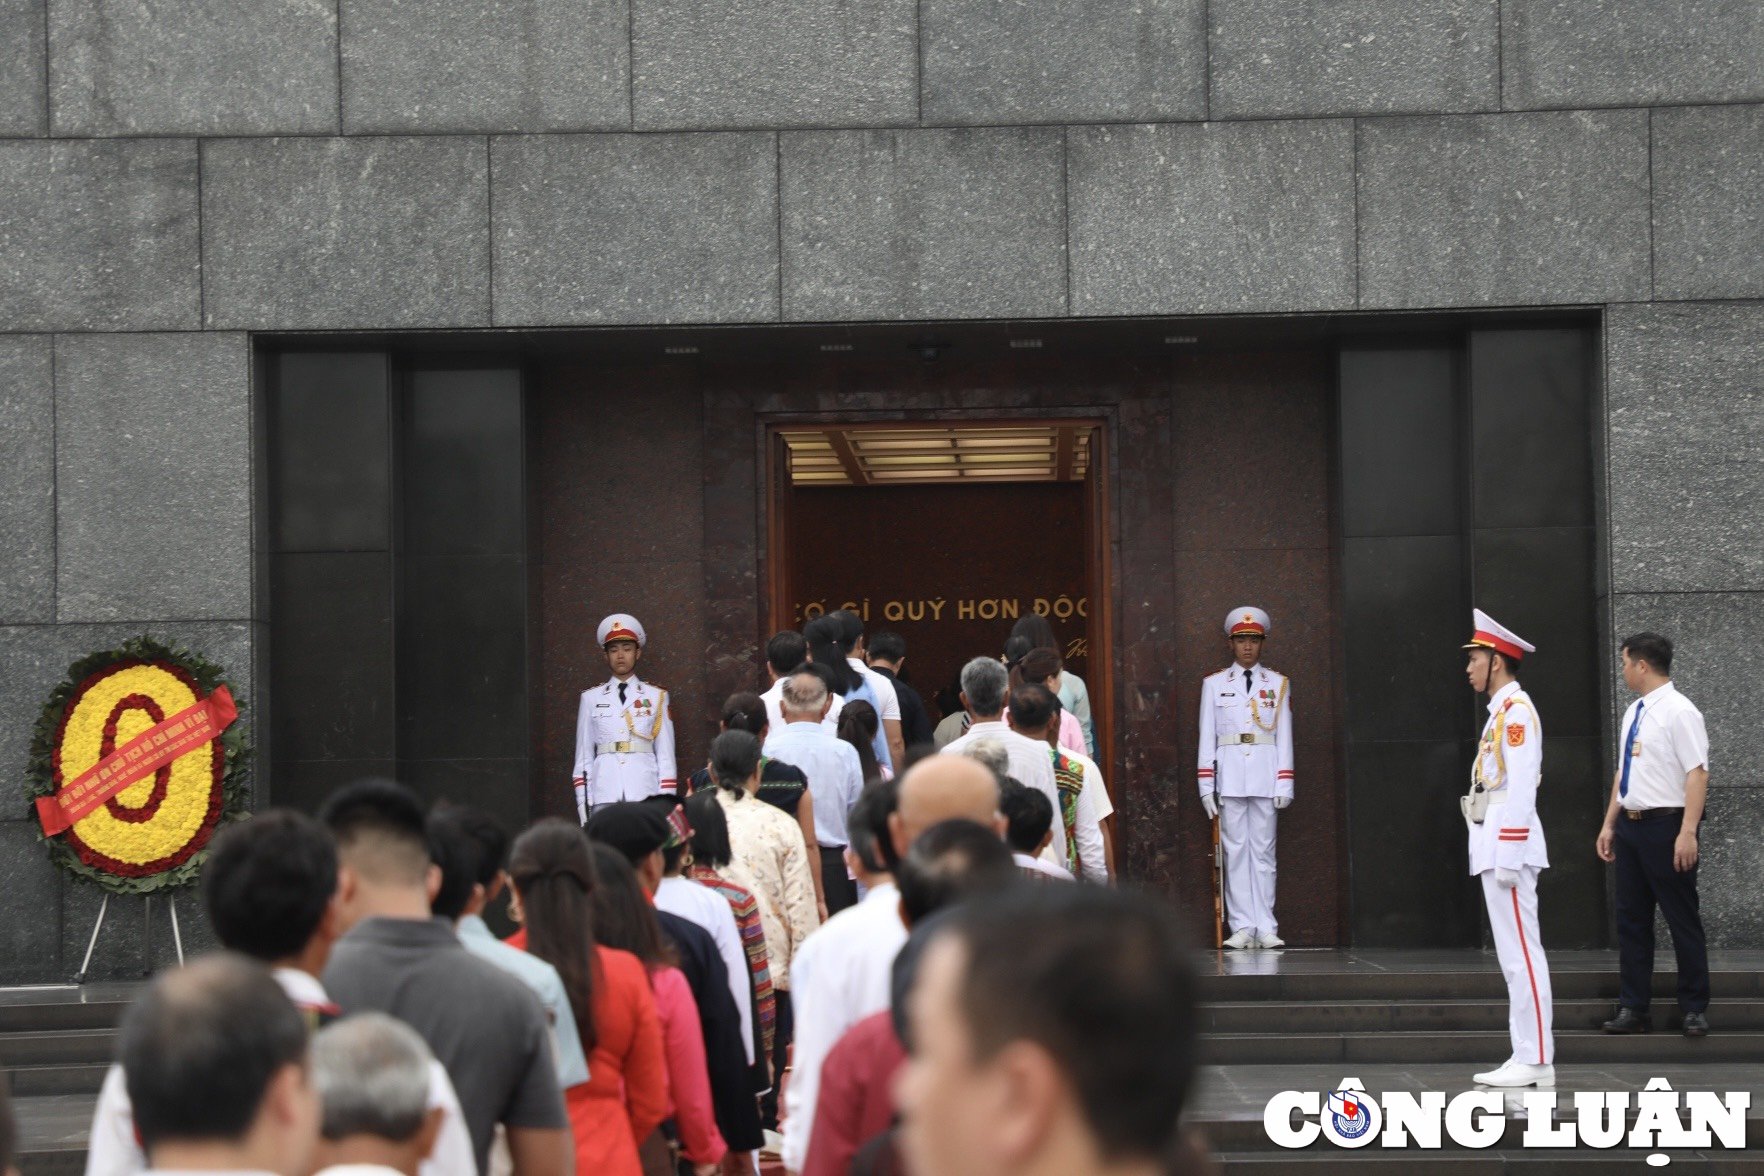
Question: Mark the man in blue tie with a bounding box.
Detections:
[1596,632,1712,1037]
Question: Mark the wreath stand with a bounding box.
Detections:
[72,891,186,984]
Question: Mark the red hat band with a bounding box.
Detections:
[603,627,640,646]
[1230,621,1267,637]
[1471,630,1525,661]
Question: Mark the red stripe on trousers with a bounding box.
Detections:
[1510,886,1545,1065]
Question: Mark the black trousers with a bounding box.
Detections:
[822,845,859,916]
[760,988,793,1128]
[1615,812,1710,1013]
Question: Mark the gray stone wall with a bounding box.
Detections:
[1,0,1761,965]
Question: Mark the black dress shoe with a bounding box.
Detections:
[1682,1012,1709,1037]
[1602,1007,1653,1034]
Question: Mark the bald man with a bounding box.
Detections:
[891,755,1006,856]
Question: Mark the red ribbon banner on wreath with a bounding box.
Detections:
[35,686,237,837]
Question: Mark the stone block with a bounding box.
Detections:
[1701,787,1764,950]
[55,334,252,622]
[0,622,256,812]
[632,0,916,129]
[1210,0,1498,118]
[202,136,490,330]
[781,127,1066,321]
[1652,104,1764,301]
[48,0,337,135]
[340,0,628,132]
[0,139,199,331]
[491,133,778,326]
[0,0,46,135]
[0,821,62,982]
[920,0,1204,125]
[1610,592,1764,790]
[1605,303,1764,593]
[1357,110,1650,309]
[0,336,53,623]
[1502,0,1764,110]
[1069,120,1356,316]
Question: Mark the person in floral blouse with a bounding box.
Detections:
[684,790,777,1067]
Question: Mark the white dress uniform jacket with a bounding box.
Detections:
[573,675,677,805]
[1198,664,1294,800]
[1466,681,1549,875]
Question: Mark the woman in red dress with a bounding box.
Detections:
[507,818,669,1176]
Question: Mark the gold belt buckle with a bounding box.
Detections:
[1625,809,1642,821]
[1238,733,1255,745]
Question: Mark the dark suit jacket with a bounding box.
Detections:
[871,665,934,749]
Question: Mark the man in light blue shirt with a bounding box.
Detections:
[429,804,589,1087]
[764,669,866,914]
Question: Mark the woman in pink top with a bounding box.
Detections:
[587,841,727,1175]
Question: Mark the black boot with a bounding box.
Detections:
[1602,1006,1652,1034]
[1682,1011,1709,1037]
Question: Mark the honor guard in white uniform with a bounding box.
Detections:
[1461,608,1554,1088]
[572,614,677,824]
[1198,607,1294,949]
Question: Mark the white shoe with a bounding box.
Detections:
[1256,933,1285,949]
[1222,929,1256,950]
[1473,1061,1555,1088]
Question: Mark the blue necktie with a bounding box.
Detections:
[1619,704,1643,799]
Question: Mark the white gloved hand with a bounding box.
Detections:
[1200,792,1219,820]
[1274,795,1292,810]
[574,781,588,826]
[1495,867,1520,890]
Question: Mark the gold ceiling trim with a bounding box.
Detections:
[781,423,1092,487]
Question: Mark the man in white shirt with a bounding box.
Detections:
[1006,683,1108,881]
[782,755,1002,1175]
[942,657,1066,866]
[764,669,867,914]
[118,954,320,1176]
[84,811,477,1176]
[761,629,843,733]
[311,1014,445,1176]
[1596,632,1712,1037]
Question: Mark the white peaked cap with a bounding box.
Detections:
[597,614,646,648]
[1224,606,1271,637]
[1463,607,1534,659]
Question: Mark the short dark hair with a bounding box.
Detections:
[1000,781,1054,855]
[849,778,900,874]
[930,886,1199,1165]
[869,631,907,663]
[896,819,1017,926]
[201,809,338,962]
[425,806,485,922]
[437,801,509,888]
[685,789,732,868]
[766,631,808,677]
[318,778,431,884]
[711,729,762,796]
[1622,632,1674,676]
[120,954,310,1150]
[1007,681,1058,732]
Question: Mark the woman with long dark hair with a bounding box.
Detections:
[1012,612,1096,758]
[587,841,727,1176]
[507,819,668,1176]
[684,790,776,1065]
[837,699,885,786]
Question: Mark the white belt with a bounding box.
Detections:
[1218,733,1275,747]
[595,739,653,755]
[1484,791,1507,806]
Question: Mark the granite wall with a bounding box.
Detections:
[2,0,1762,976]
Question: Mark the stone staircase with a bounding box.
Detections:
[5,952,1764,1173]
[1188,950,1764,1172]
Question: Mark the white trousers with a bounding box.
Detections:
[1481,866,1554,1066]
[1220,796,1278,938]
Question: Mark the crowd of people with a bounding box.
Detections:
[59,609,1203,1176]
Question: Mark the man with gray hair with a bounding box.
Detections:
[764,668,867,914]
[943,657,1065,866]
[312,1014,445,1176]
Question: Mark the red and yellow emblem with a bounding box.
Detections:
[26,638,249,893]
[1506,722,1527,748]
